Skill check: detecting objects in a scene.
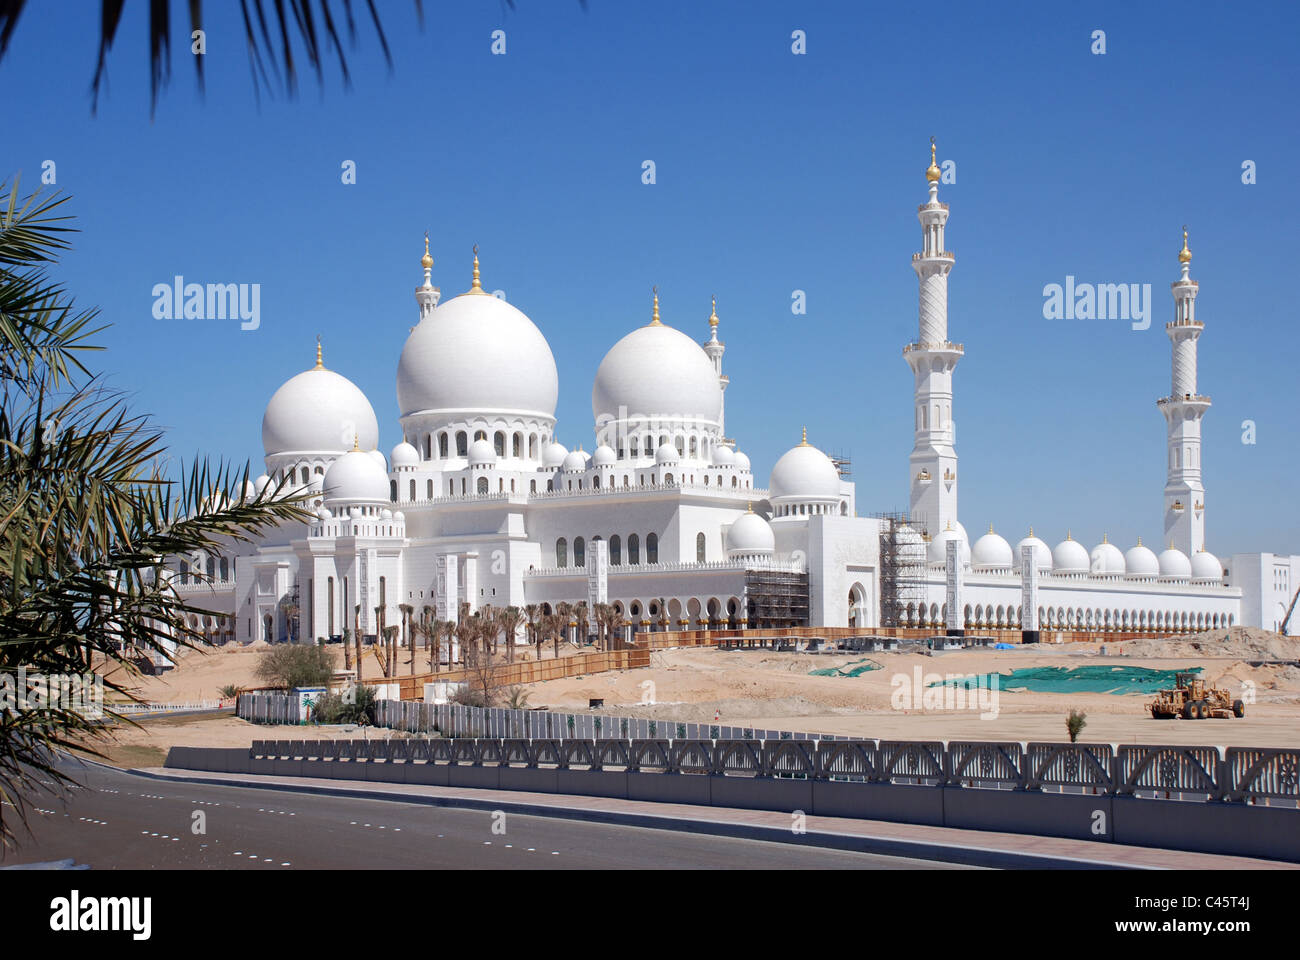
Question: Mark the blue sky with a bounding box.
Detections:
[3,0,1297,557]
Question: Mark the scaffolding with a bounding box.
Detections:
[744,569,810,628]
[828,450,852,480]
[874,510,928,627]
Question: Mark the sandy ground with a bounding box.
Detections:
[97,627,1300,758]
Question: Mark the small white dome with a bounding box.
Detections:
[542,442,568,468]
[1124,542,1160,578]
[262,362,379,457]
[1190,549,1222,582]
[769,437,840,501]
[1014,532,1053,572]
[315,506,331,520]
[1051,535,1090,574]
[468,438,496,466]
[254,473,271,494]
[561,449,588,472]
[971,529,1013,569]
[733,450,751,471]
[393,510,405,522]
[928,523,971,565]
[655,442,680,465]
[592,444,616,466]
[1158,547,1191,580]
[241,479,259,501]
[323,450,391,503]
[727,510,775,556]
[711,445,736,467]
[380,508,393,520]
[348,506,363,519]
[1089,540,1126,576]
[391,441,419,468]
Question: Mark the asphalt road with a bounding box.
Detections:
[0,759,977,870]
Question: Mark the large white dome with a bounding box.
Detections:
[323,449,391,503]
[396,292,558,420]
[928,522,971,565]
[770,436,841,501]
[1158,547,1192,580]
[1014,532,1053,572]
[262,362,379,456]
[592,317,721,429]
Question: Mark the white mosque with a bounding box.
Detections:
[173,144,1299,646]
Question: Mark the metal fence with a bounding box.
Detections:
[239,735,1300,805]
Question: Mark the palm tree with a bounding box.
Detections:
[399,602,414,674]
[0,178,311,839]
[524,603,540,651]
[341,626,353,672]
[499,606,524,665]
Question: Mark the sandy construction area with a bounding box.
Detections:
[98,627,1300,757]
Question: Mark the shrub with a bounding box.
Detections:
[311,685,378,725]
[218,684,241,699]
[255,643,335,690]
[1066,709,1088,742]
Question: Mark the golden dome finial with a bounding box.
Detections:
[650,286,661,326]
[421,232,433,269]
[926,136,942,183]
[1178,225,1192,264]
[988,522,994,534]
[1137,535,1143,547]
[799,425,808,446]
[352,433,360,452]
[1102,532,1109,544]
[1029,525,1034,537]
[709,295,718,328]
[1067,529,1072,541]
[468,244,485,294]
[746,501,753,514]
[314,334,324,370]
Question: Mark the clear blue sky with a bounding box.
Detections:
[3,0,1296,557]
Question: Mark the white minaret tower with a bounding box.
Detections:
[414,232,440,321]
[701,296,729,440]
[1159,227,1209,554]
[905,138,961,537]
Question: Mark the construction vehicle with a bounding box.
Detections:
[1147,672,1245,719]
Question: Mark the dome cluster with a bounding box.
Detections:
[960,526,1221,584]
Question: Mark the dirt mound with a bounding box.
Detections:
[1121,626,1298,661]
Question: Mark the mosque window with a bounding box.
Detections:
[630,437,639,457]
[390,480,398,501]
[610,535,621,565]
[574,537,586,567]
[623,475,629,487]
[314,466,323,476]
[513,433,522,458]
[427,479,434,499]
[510,479,516,492]
[628,534,640,565]
[448,480,455,496]
[206,557,215,578]
[547,479,554,492]
[593,475,601,488]
[717,475,722,486]
[556,538,568,568]
[460,478,467,495]
[530,479,536,494]
[689,437,698,457]
[696,532,706,562]
[477,477,489,495]
[704,476,709,486]
[529,434,538,458]
[439,433,449,458]
[423,435,431,459]
[409,479,416,501]
[219,557,229,580]
[675,438,684,456]
[494,431,506,456]
[732,476,738,488]
[647,533,659,564]
[301,467,309,484]
[456,432,468,457]
[665,474,673,485]
[498,478,504,492]
[179,560,189,584]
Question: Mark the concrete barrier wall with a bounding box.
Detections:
[163,743,1300,862]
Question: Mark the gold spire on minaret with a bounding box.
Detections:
[926,136,942,183]
[468,244,485,294]
[421,232,433,269]
[709,295,719,329]
[1178,225,1192,264]
[314,335,324,369]
[650,286,662,326]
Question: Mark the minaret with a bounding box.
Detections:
[904,137,961,537]
[701,296,729,439]
[414,232,439,321]
[1159,227,1209,554]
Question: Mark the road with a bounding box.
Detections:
[0,758,977,870]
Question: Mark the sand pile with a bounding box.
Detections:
[1122,626,1299,661]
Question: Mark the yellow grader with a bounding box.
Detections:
[1147,672,1245,719]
